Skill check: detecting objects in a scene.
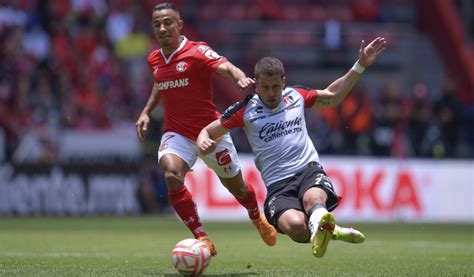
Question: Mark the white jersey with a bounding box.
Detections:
[221,86,320,187]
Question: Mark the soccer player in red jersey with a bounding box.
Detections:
[198,37,386,258]
[135,2,276,256]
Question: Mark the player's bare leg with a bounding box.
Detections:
[277,210,311,243]
[161,153,217,256]
[219,172,277,246]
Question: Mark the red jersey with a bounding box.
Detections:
[147,36,228,141]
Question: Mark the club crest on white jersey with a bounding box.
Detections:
[221,87,320,186]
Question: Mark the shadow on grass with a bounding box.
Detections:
[162,273,260,276]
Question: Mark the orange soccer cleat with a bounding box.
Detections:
[198,236,217,257]
[251,212,277,246]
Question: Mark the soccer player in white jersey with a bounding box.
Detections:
[197,37,386,257]
[135,2,276,256]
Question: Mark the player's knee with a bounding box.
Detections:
[280,217,309,242]
[287,228,310,243]
[164,170,185,189]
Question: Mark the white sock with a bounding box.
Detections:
[308,205,328,235]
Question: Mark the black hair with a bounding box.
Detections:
[153,2,181,18]
[254,57,285,78]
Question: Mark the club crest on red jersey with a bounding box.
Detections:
[176,61,188,72]
[215,149,232,165]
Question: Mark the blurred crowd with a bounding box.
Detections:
[0,0,161,161]
[228,77,473,159]
[305,79,473,158]
[0,0,472,167]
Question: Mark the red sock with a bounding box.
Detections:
[168,186,207,238]
[234,184,260,220]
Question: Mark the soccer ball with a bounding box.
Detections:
[171,238,211,276]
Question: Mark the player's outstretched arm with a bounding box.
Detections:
[314,37,386,109]
[216,62,255,91]
[135,82,162,142]
[197,120,230,155]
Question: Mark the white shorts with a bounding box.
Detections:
[157,131,241,178]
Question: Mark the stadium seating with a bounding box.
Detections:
[0,0,472,162]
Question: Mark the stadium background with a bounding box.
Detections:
[0,1,473,276]
[0,0,474,223]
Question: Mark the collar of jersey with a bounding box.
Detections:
[160,35,188,64]
[255,88,287,112]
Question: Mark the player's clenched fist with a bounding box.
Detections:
[197,137,217,155]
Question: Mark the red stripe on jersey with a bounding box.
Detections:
[221,104,245,129]
[294,87,319,108]
[220,94,254,129]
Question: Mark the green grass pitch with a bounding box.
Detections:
[0,216,472,276]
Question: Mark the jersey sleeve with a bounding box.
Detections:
[220,95,252,129]
[195,42,228,71]
[292,86,319,108]
[146,50,160,72]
